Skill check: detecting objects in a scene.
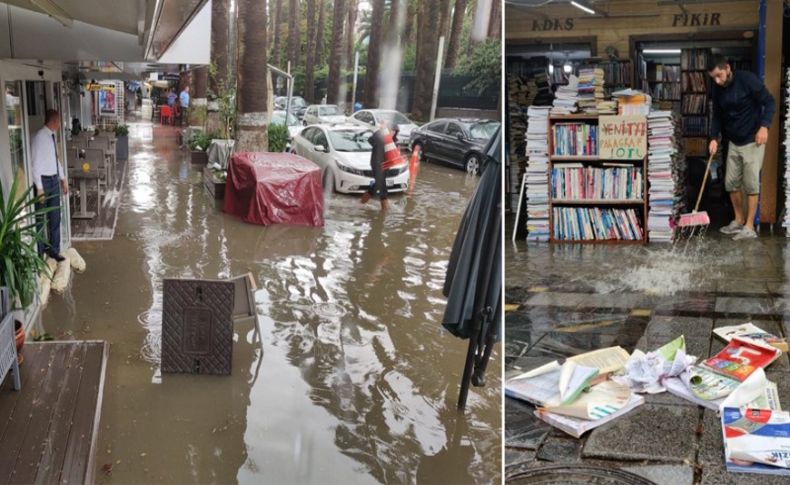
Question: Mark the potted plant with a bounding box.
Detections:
[115,124,130,161]
[0,176,54,363]
[189,131,213,164]
[268,124,289,152]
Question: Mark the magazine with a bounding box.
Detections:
[722,407,790,475]
[714,322,789,352]
[702,337,781,381]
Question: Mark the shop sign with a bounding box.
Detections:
[672,13,721,27]
[599,115,647,160]
[85,83,115,92]
[531,18,575,31]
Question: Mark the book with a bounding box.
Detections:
[665,367,781,411]
[505,360,599,407]
[535,393,645,438]
[713,322,789,352]
[722,407,790,475]
[542,380,631,420]
[702,337,782,381]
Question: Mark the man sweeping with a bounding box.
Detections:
[707,55,775,240]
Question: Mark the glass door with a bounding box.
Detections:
[5,81,28,187]
[49,81,71,248]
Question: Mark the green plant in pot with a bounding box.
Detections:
[114,124,130,161]
[0,176,55,363]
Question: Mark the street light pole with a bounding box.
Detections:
[351,51,360,113]
[430,36,445,121]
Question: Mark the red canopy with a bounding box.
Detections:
[223,152,324,226]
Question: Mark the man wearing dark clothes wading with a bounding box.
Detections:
[707,55,775,240]
[361,124,396,211]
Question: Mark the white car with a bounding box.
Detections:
[292,124,410,194]
[348,109,419,149]
[271,110,302,140]
[302,104,347,125]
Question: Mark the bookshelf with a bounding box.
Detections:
[547,115,649,244]
[680,48,711,157]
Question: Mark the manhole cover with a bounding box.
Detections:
[311,301,347,319]
[508,465,655,485]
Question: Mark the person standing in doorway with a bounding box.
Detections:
[167,88,177,109]
[179,86,190,126]
[708,55,775,240]
[31,109,68,262]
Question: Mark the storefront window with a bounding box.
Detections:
[5,81,26,181]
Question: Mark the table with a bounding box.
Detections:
[70,172,101,220]
[207,139,235,169]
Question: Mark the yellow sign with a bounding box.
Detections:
[86,83,115,92]
[599,115,647,160]
[82,162,90,173]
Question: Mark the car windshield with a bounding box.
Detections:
[291,97,307,108]
[319,106,341,116]
[377,111,410,125]
[271,111,299,126]
[462,121,501,140]
[329,130,372,152]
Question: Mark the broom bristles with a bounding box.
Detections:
[677,211,710,227]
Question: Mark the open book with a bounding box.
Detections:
[714,322,789,353]
[535,393,645,439]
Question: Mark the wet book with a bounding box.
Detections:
[702,337,782,382]
[534,392,645,438]
[713,323,789,353]
[722,407,790,475]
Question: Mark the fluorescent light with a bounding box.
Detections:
[643,49,682,54]
[563,63,572,74]
[570,1,596,15]
[30,0,74,27]
[548,64,555,74]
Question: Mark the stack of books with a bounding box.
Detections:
[577,67,605,113]
[551,75,579,115]
[784,68,790,236]
[508,98,527,211]
[552,207,644,241]
[526,106,551,241]
[646,110,680,242]
[612,89,651,116]
[596,100,618,115]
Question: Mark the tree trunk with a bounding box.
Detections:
[287,0,300,69]
[386,0,400,44]
[488,0,499,39]
[191,66,209,128]
[439,0,451,43]
[403,0,415,45]
[272,0,283,66]
[236,0,269,151]
[210,0,230,94]
[364,0,385,107]
[316,0,326,65]
[346,0,358,72]
[412,0,439,120]
[327,0,346,104]
[305,0,317,102]
[444,0,465,69]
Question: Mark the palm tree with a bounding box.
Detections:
[444,0,466,69]
[316,0,326,65]
[210,0,230,92]
[327,0,346,104]
[364,0,385,107]
[488,0,500,39]
[235,0,269,151]
[305,0,317,102]
[386,0,400,44]
[412,0,439,120]
[287,0,300,69]
[403,0,415,45]
[439,0,451,42]
[346,0,358,73]
[272,0,283,66]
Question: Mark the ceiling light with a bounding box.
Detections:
[643,49,682,54]
[30,0,74,27]
[563,63,572,74]
[570,1,596,15]
[548,64,554,74]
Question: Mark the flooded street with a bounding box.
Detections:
[40,122,501,484]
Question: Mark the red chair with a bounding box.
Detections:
[160,105,173,125]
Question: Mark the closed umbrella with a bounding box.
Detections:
[442,127,502,411]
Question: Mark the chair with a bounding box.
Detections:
[83,147,107,193]
[88,137,114,186]
[160,105,173,125]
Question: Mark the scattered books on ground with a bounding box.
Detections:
[722,407,790,475]
[714,322,789,353]
[702,337,782,382]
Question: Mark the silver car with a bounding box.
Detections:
[302,104,347,126]
[347,109,419,148]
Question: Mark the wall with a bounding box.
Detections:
[505,0,760,56]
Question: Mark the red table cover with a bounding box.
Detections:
[223,152,324,226]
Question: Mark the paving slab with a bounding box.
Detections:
[582,404,700,462]
[621,464,695,485]
[642,315,713,339]
[505,397,550,450]
[715,296,781,316]
[536,437,582,462]
[525,292,589,307]
[504,448,535,470]
[714,279,770,295]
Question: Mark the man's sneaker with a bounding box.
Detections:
[733,226,758,240]
[719,220,743,234]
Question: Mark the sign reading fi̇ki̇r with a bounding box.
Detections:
[599,116,647,160]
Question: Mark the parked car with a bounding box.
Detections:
[271,110,303,150]
[409,118,500,175]
[347,109,418,149]
[292,124,409,194]
[302,104,347,126]
[274,96,308,120]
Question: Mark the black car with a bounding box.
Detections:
[274,96,308,120]
[409,118,501,175]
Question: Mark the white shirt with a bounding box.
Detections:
[31,126,63,189]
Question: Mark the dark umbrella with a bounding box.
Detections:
[442,126,502,411]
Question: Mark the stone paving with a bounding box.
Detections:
[505,233,790,484]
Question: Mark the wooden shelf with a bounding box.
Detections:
[549,114,601,120]
[551,155,600,161]
[552,199,646,205]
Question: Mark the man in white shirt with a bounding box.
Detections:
[32,109,68,261]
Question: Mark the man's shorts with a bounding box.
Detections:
[724,142,765,195]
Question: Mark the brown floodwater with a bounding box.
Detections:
[42,122,502,484]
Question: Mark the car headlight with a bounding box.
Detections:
[335,159,367,176]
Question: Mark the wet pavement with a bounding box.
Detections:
[40,122,501,484]
[505,232,790,484]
